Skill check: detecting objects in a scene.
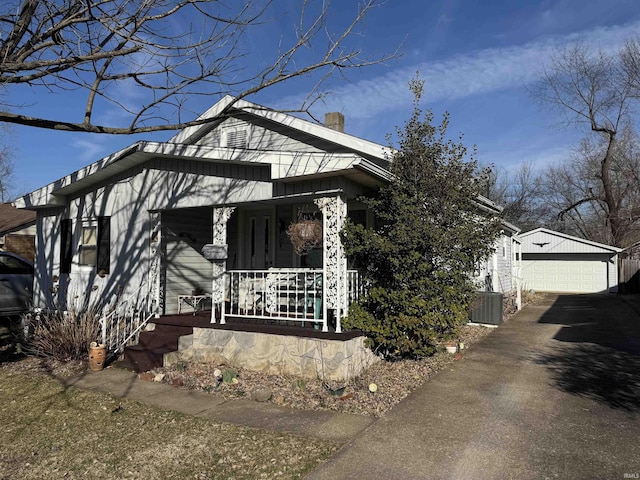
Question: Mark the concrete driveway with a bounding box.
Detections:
[308,294,640,480]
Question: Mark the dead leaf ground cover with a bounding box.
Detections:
[0,359,338,480]
[155,292,542,417]
[156,323,494,417]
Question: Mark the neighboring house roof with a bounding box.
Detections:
[520,227,622,254]
[0,202,36,234]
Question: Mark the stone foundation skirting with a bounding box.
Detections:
[164,328,379,382]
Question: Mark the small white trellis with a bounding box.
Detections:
[211,206,235,323]
[315,195,348,333]
[148,211,164,318]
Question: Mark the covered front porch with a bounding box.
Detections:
[150,193,367,334]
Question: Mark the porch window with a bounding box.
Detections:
[79,224,97,266]
[77,216,111,273]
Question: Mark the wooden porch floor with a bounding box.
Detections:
[154,310,363,341]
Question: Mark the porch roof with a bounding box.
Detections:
[15,142,392,209]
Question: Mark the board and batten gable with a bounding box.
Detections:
[194,116,327,154]
[520,228,621,293]
[521,229,617,254]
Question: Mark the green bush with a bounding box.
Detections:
[342,77,501,359]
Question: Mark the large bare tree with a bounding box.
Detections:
[538,124,640,246]
[0,0,394,134]
[484,162,550,232]
[533,40,640,247]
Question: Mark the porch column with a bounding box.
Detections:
[211,207,236,324]
[315,195,347,333]
[149,211,163,318]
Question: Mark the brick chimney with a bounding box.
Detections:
[324,112,345,133]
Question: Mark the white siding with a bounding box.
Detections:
[33,211,63,308]
[32,158,271,310]
[476,233,516,294]
[494,234,514,293]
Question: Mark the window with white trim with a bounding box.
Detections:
[79,223,97,266]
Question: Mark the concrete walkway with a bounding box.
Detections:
[308,294,640,479]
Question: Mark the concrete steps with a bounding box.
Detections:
[118,322,193,373]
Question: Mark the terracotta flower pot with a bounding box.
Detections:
[88,341,107,371]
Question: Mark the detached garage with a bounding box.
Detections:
[520,228,621,293]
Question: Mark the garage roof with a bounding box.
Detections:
[520,228,622,255]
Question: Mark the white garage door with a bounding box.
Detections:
[522,260,608,293]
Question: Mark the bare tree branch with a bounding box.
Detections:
[0,0,398,134]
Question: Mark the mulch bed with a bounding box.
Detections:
[154,323,494,417]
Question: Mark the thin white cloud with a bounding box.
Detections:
[71,136,109,164]
[276,19,640,119]
[479,143,572,173]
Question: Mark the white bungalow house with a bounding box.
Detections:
[14,96,517,378]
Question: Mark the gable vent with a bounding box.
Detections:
[225,128,248,148]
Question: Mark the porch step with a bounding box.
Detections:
[119,321,194,373]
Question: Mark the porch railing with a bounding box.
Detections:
[99,283,155,356]
[222,268,360,332]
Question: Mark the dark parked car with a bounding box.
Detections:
[0,251,34,317]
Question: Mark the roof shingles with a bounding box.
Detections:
[0,203,36,234]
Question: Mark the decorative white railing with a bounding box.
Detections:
[222,268,360,332]
[100,283,155,355]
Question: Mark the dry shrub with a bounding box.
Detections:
[286,219,322,255]
[26,308,101,362]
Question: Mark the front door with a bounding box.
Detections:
[242,208,274,269]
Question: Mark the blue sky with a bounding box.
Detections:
[6,0,640,194]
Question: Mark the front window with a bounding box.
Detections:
[79,225,97,266]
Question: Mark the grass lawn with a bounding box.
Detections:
[0,363,339,479]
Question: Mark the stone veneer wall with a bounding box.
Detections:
[164,328,379,382]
